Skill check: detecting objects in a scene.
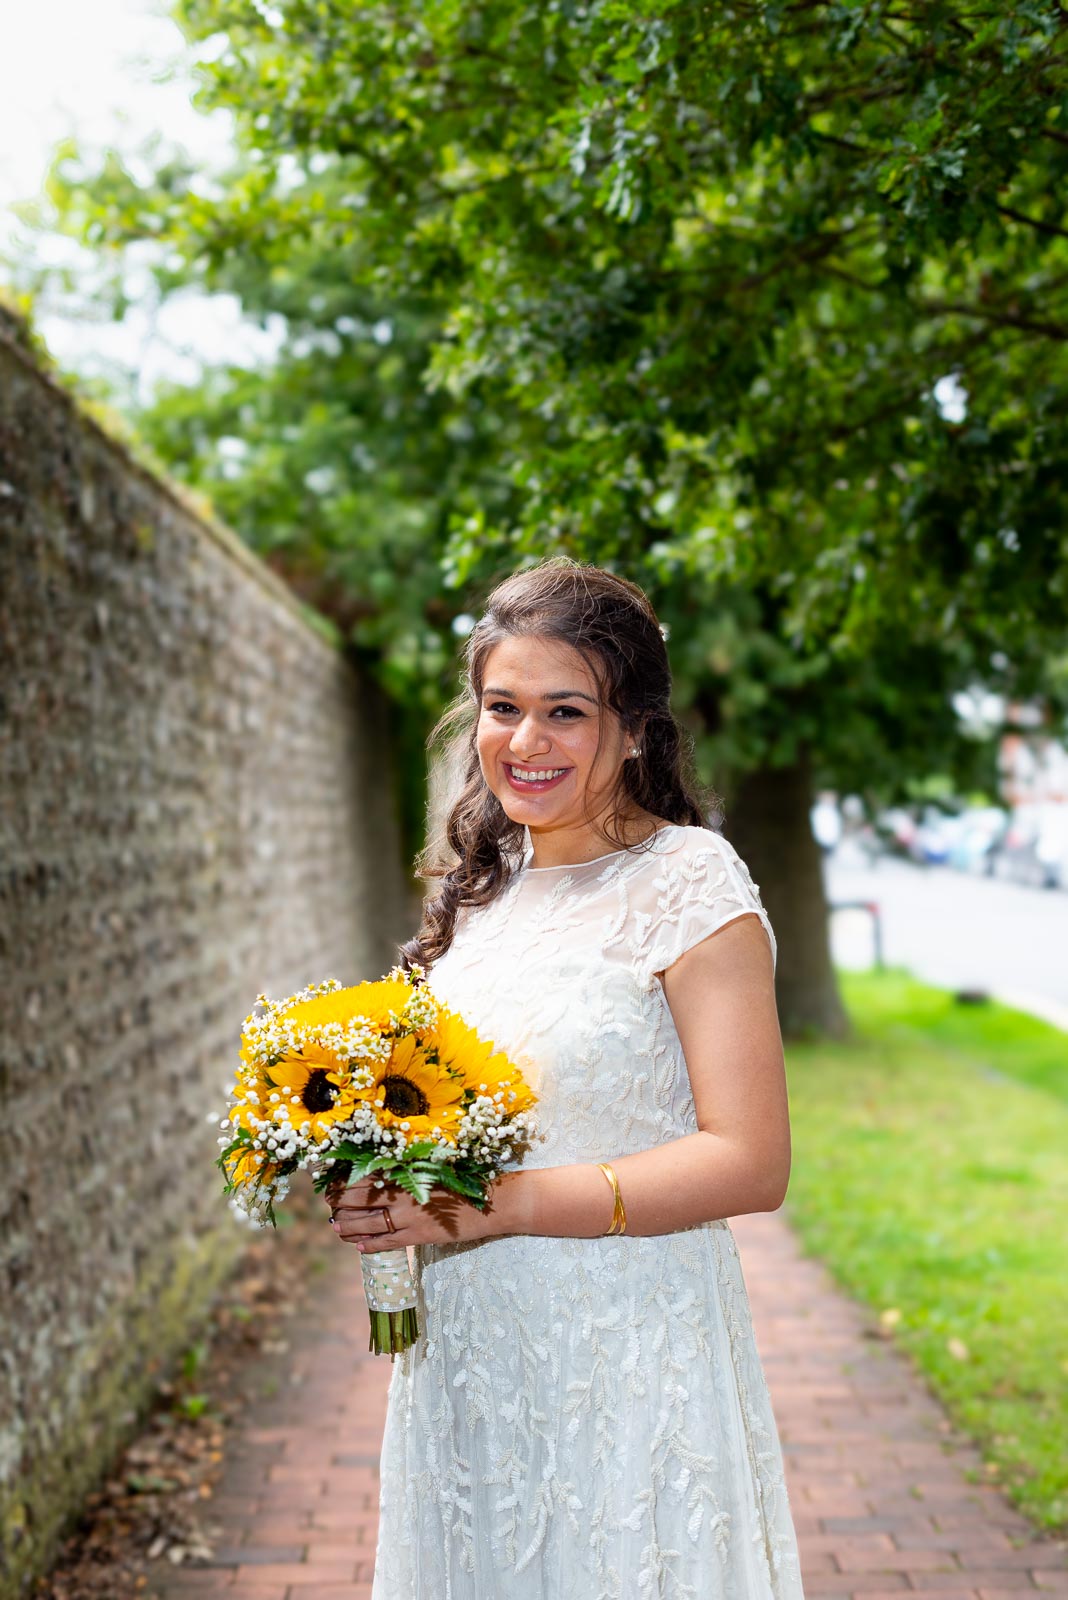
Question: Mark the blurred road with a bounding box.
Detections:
[824,844,1068,1027]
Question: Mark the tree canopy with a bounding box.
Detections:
[32,1,1068,728]
[172,4,1068,575]
[16,0,1068,1029]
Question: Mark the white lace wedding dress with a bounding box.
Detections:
[371,822,804,1600]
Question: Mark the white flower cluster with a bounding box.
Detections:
[244,975,342,1023]
[396,985,439,1034]
[387,960,425,984]
[241,1010,391,1073]
[228,1173,291,1228]
[316,1096,435,1161]
[453,1091,537,1168]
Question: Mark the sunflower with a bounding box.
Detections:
[370,1034,467,1141]
[227,1099,261,1136]
[223,1143,272,1192]
[430,1008,536,1115]
[277,977,414,1034]
[265,1040,358,1142]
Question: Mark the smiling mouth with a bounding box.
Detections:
[505,764,571,787]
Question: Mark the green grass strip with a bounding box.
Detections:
[784,968,1068,1532]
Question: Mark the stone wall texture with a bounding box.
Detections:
[0,316,413,1596]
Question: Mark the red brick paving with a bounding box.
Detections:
[145,1211,1067,1599]
[736,1211,1066,1599]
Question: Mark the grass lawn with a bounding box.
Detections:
[784,968,1068,1532]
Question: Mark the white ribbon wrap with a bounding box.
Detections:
[360,1246,418,1313]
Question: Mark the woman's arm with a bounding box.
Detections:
[489,911,791,1239]
[328,912,790,1248]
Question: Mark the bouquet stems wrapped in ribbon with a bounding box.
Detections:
[216,964,536,1356]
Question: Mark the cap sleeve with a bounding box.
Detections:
[633,828,777,985]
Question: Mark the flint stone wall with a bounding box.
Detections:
[0,315,412,1595]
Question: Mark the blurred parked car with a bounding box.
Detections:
[872,807,919,859]
[908,805,962,865]
[993,802,1068,889]
[946,806,1010,875]
[865,802,1009,872]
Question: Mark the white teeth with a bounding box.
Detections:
[510,766,567,782]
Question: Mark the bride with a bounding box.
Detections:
[328,557,805,1598]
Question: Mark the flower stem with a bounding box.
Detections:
[368,1306,420,1358]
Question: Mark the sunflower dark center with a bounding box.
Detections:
[301,1068,338,1114]
[381,1074,430,1117]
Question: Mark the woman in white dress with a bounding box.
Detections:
[327,558,805,1599]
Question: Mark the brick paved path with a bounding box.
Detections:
[147,1212,1067,1600]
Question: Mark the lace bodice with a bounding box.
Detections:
[426,822,777,1174]
[371,823,803,1600]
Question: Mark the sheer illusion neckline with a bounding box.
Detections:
[520,822,679,873]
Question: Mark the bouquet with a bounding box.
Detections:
[216,963,536,1356]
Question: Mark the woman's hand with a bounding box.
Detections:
[323,1175,502,1251]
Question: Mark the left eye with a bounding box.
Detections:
[487,703,582,718]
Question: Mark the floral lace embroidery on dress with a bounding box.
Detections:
[370,824,804,1600]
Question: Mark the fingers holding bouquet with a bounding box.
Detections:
[325,1175,487,1249]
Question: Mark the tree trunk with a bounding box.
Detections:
[720,748,849,1041]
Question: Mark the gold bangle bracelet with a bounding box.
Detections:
[597,1162,627,1236]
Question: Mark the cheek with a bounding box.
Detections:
[563,727,611,777]
[475,719,503,770]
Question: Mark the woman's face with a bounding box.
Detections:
[476,635,635,838]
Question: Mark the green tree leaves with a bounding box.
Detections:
[15,0,1068,811]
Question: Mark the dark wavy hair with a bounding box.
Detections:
[398,557,715,976]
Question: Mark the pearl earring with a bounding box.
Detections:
[630,746,641,757]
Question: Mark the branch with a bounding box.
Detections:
[667,219,884,292]
[922,298,1068,341]
[996,203,1068,242]
[803,78,910,112]
[809,129,887,158]
[820,260,887,292]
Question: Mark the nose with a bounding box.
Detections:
[508,712,553,760]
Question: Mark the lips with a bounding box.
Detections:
[503,763,572,794]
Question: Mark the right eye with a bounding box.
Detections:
[485,702,584,719]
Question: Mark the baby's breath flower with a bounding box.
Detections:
[220,972,536,1239]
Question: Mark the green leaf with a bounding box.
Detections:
[431,1164,488,1202]
[404,1140,438,1160]
[392,1166,433,1203]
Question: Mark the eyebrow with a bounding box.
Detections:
[483,686,599,706]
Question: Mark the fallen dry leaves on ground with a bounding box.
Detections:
[35,1197,328,1600]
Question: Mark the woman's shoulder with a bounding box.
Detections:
[613,821,760,908]
[644,822,767,918]
[637,822,775,970]
[653,822,749,870]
